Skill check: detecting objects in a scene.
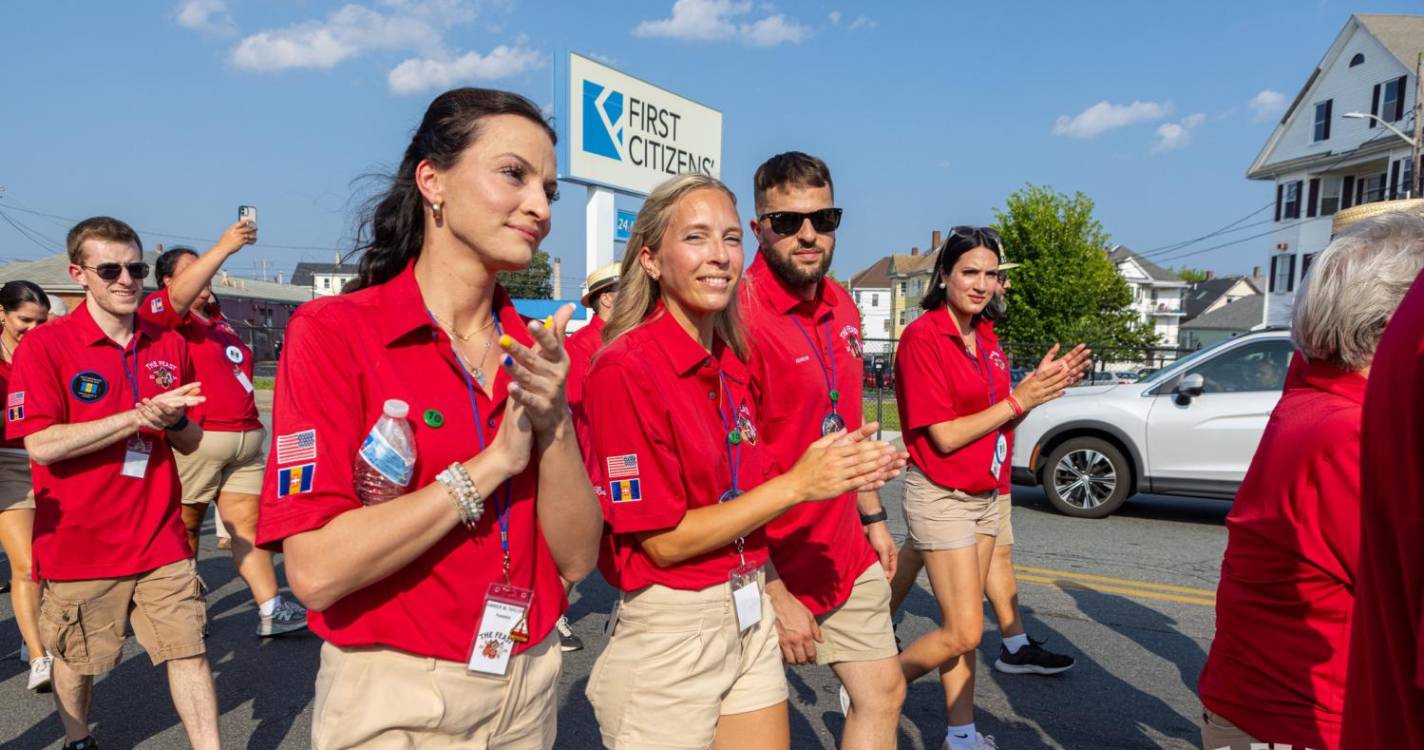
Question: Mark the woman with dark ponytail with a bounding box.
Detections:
[256,88,602,748]
[0,280,51,692]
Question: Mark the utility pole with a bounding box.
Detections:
[1413,52,1423,198]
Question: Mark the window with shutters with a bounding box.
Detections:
[1381,77,1406,123]
[1270,254,1297,294]
[1313,100,1332,141]
[1283,182,1301,219]
[1405,159,1417,199]
[1307,178,1321,218]
[1320,177,1341,215]
[1363,173,1387,203]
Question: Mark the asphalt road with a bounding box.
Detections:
[0,473,1229,750]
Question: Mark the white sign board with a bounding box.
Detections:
[560,52,723,196]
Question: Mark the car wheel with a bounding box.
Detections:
[1041,437,1132,518]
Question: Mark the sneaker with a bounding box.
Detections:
[257,598,309,637]
[838,685,850,715]
[556,616,584,652]
[993,637,1075,675]
[27,656,53,693]
[942,733,998,750]
[62,737,98,750]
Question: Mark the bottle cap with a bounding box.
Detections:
[384,399,410,419]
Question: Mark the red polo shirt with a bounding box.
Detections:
[895,310,1011,493]
[583,306,769,592]
[1342,272,1424,749]
[6,302,193,580]
[1198,357,1365,750]
[0,358,23,450]
[255,264,566,661]
[565,314,605,426]
[139,288,261,433]
[741,255,877,614]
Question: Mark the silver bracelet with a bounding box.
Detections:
[436,463,484,529]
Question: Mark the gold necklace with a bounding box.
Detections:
[452,326,498,389]
[431,312,495,343]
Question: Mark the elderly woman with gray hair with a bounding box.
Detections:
[1196,211,1424,750]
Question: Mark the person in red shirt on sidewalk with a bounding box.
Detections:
[739,151,905,748]
[893,226,1087,750]
[142,223,308,638]
[255,88,601,748]
[1197,212,1424,750]
[8,217,215,750]
[583,173,905,750]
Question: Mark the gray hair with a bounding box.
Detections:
[1293,211,1424,371]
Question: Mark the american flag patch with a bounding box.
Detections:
[7,392,23,407]
[275,429,317,464]
[605,453,639,479]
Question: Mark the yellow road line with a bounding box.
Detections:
[1013,566,1217,607]
[1014,565,1217,597]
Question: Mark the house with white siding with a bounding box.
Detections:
[1108,245,1187,347]
[848,256,893,352]
[1247,13,1423,327]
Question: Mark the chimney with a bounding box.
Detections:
[1252,265,1260,277]
[931,230,942,251]
[910,247,919,256]
[1206,270,1215,280]
[552,257,563,299]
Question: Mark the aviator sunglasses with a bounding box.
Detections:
[82,262,150,282]
[758,208,843,235]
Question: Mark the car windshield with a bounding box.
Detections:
[1142,336,1259,386]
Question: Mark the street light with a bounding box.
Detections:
[1343,112,1418,147]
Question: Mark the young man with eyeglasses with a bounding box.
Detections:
[741,152,906,749]
[6,217,220,750]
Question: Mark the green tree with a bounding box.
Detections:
[1171,266,1211,283]
[992,184,1160,355]
[497,249,553,299]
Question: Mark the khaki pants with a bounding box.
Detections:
[312,630,562,749]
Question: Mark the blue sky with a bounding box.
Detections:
[2,0,1421,291]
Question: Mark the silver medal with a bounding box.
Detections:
[820,412,846,436]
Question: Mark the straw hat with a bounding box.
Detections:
[580,262,621,308]
[1332,198,1424,235]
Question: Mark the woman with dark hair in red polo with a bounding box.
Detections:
[582,173,904,750]
[893,227,1087,750]
[255,88,601,748]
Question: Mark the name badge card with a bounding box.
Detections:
[467,583,533,677]
[122,436,152,479]
[234,368,254,394]
[729,562,762,632]
[990,433,1008,480]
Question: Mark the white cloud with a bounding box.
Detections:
[175,0,235,34]
[633,0,810,47]
[1052,99,1172,139]
[389,44,543,94]
[828,10,842,25]
[847,15,876,30]
[229,0,476,72]
[1152,112,1206,153]
[1249,89,1288,123]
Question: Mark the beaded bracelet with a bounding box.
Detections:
[436,462,484,529]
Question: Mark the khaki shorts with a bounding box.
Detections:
[588,570,788,749]
[998,493,1015,547]
[814,561,898,665]
[177,427,266,505]
[902,466,999,551]
[0,450,35,511]
[312,630,561,749]
[1199,705,1262,750]
[39,559,206,675]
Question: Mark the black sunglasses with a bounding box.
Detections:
[759,208,843,235]
[947,225,1000,246]
[82,262,150,282]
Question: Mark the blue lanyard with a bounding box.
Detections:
[428,310,515,581]
[715,371,742,496]
[951,311,997,407]
[789,315,839,414]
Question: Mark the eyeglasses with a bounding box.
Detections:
[82,262,150,282]
[758,208,843,236]
[947,225,1000,246]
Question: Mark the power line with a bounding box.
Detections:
[0,208,59,254]
[0,202,348,253]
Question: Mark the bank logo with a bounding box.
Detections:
[583,80,624,161]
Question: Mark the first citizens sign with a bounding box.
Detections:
[559,52,723,196]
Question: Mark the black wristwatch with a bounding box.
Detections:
[165,415,190,432]
[859,509,888,526]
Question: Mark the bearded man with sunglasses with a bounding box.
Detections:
[741,152,906,749]
[6,217,220,750]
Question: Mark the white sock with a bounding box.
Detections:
[258,595,281,617]
[1003,632,1030,654]
[946,723,976,750]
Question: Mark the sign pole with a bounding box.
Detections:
[586,185,616,279]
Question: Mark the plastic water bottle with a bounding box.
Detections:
[354,399,417,506]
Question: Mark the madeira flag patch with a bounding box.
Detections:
[609,478,642,503]
[277,463,315,498]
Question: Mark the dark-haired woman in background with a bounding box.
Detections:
[893,228,1088,750]
[255,88,601,748]
[141,222,309,638]
[0,280,51,692]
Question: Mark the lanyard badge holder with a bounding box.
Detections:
[718,372,763,632]
[433,311,533,678]
[791,316,845,436]
[120,346,152,479]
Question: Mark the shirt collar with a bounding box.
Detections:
[1285,354,1368,404]
[375,261,528,349]
[74,300,160,348]
[747,252,837,317]
[926,306,991,345]
[645,302,744,378]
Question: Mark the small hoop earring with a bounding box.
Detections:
[432,201,444,222]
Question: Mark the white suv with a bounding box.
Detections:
[1011,329,1294,518]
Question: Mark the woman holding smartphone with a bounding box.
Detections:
[582,173,905,750]
[256,88,601,748]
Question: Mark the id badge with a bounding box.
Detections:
[234,368,255,394]
[729,562,763,632]
[122,436,152,479]
[990,432,1008,479]
[467,583,533,677]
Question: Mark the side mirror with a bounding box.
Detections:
[1174,373,1205,405]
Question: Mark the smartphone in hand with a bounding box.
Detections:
[238,205,258,226]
